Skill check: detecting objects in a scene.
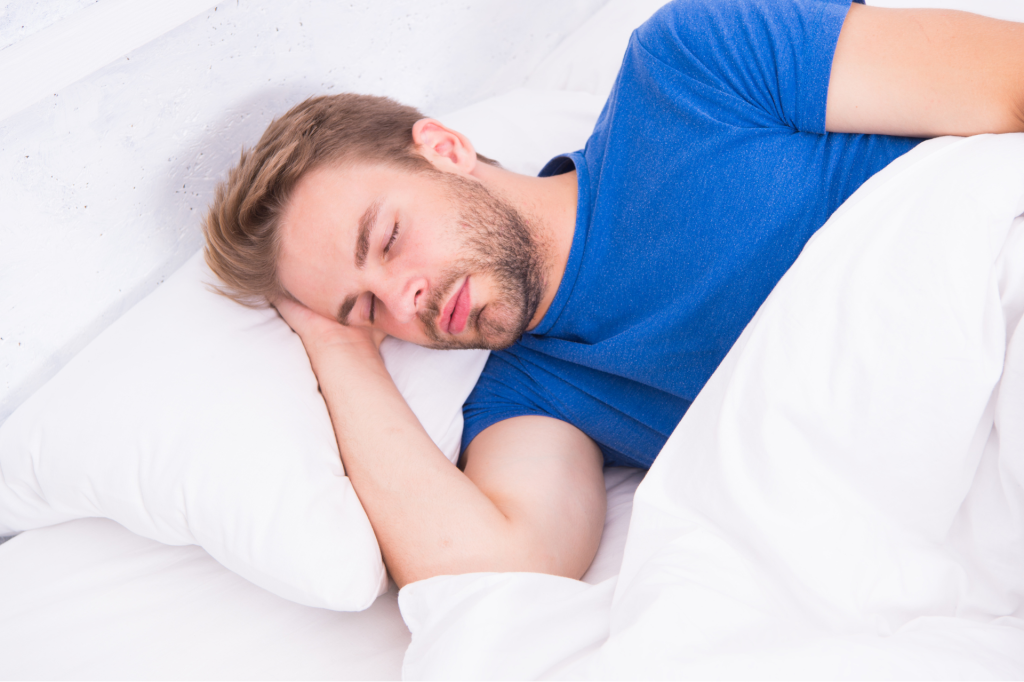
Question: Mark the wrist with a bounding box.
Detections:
[272,297,387,373]
[305,328,383,367]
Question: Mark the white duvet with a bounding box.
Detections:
[399,134,1024,680]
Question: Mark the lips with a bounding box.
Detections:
[440,278,471,335]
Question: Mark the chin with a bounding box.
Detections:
[474,318,528,351]
[480,332,522,352]
[422,335,496,352]
[416,302,530,351]
[418,327,518,352]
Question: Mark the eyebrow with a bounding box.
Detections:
[355,196,384,270]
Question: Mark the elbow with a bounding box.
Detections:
[392,558,586,591]
[389,524,602,589]
[1002,77,1024,133]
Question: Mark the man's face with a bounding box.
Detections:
[277,162,544,350]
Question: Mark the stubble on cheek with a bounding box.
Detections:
[413,170,547,351]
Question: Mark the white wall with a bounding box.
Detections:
[0,0,609,425]
[1,0,100,50]
[3,0,1023,426]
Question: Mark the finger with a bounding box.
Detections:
[272,297,319,335]
[272,296,302,316]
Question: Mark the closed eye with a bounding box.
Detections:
[384,222,399,255]
[369,222,399,323]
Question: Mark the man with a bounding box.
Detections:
[203,0,1024,588]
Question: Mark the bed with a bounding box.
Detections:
[2,0,1024,679]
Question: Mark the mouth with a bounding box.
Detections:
[439,277,471,335]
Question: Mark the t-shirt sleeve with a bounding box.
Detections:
[634,0,855,134]
[460,351,560,454]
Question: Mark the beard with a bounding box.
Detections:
[417,171,546,351]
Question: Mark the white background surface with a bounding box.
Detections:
[1,0,99,50]
[4,0,1023,428]
[3,0,1023,425]
[0,0,608,425]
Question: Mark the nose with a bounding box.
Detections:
[378,274,428,324]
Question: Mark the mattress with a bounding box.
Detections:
[0,468,643,679]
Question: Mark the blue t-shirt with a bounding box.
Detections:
[462,0,920,468]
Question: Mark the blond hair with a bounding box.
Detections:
[203,93,493,306]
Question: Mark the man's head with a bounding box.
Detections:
[204,93,546,350]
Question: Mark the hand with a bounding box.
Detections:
[273,297,386,358]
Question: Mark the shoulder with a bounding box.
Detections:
[636,0,852,55]
[628,0,852,130]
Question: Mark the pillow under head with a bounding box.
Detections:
[0,252,487,610]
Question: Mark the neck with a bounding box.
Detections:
[470,161,578,330]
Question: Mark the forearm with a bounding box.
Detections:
[272,297,605,586]
[306,338,554,586]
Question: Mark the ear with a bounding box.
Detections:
[412,119,478,175]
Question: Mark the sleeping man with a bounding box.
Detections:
[203,0,1024,587]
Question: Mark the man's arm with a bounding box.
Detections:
[827,3,1024,137]
[274,298,606,587]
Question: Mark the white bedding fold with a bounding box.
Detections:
[399,135,1024,679]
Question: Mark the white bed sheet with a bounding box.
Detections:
[0,519,409,680]
[0,468,643,680]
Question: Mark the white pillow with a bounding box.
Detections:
[0,88,604,611]
[439,88,604,177]
[524,0,668,103]
[0,251,487,610]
